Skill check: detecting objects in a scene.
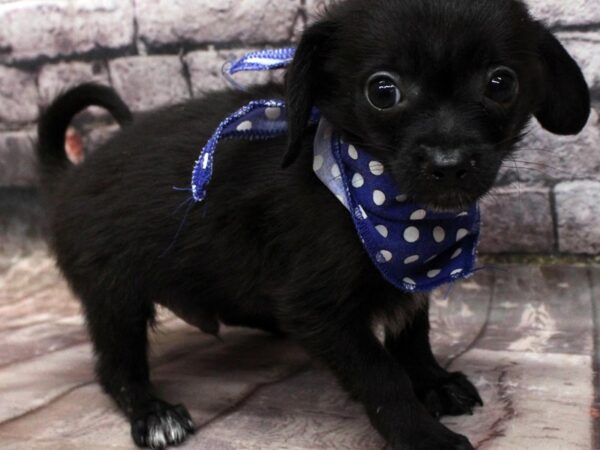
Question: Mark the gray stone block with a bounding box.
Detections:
[109,56,190,112]
[555,180,600,254]
[185,48,282,98]
[0,0,135,64]
[0,130,36,187]
[38,61,110,107]
[499,109,600,185]
[135,0,299,49]
[527,0,600,27]
[0,66,39,124]
[479,186,554,254]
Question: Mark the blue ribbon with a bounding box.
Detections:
[228,47,296,74]
[191,49,298,202]
[191,99,288,202]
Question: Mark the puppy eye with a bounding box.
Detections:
[365,72,403,110]
[486,67,519,104]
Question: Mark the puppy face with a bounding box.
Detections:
[285,0,590,209]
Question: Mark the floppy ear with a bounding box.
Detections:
[283,21,336,168]
[534,23,590,135]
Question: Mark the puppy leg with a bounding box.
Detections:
[385,303,483,418]
[284,300,474,450]
[81,290,194,449]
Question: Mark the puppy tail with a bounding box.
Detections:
[37,83,133,184]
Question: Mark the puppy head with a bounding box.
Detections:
[284,0,590,209]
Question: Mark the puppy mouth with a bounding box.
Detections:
[411,188,483,212]
[398,170,498,211]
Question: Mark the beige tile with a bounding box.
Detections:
[0,435,133,450]
[0,343,94,423]
[430,271,494,364]
[0,322,87,368]
[476,266,594,355]
[0,325,309,448]
[190,409,383,450]
[0,384,139,448]
[445,349,593,449]
[0,248,596,450]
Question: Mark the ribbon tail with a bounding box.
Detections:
[227,47,296,75]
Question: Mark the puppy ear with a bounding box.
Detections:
[283,21,336,168]
[534,24,590,135]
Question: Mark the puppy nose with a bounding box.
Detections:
[422,146,470,181]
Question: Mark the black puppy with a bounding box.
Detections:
[37,0,589,449]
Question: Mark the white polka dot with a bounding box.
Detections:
[331,163,341,178]
[348,145,358,160]
[457,211,469,217]
[410,209,427,221]
[369,161,385,176]
[373,190,386,206]
[427,269,442,278]
[404,255,420,265]
[433,226,446,243]
[236,120,253,131]
[456,228,469,241]
[427,269,441,279]
[404,226,420,243]
[451,268,464,277]
[403,277,417,287]
[451,248,463,259]
[352,173,365,188]
[396,194,408,202]
[265,107,282,120]
[378,250,393,263]
[313,155,324,171]
[375,225,389,238]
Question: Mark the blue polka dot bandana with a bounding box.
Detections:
[190,49,481,293]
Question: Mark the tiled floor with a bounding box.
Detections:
[0,242,598,449]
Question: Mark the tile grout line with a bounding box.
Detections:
[0,380,95,430]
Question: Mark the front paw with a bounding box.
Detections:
[131,401,195,449]
[420,372,483,418]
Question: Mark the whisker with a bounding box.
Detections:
[513,145,563,154]
[508,156,523,199]
[510,159,560,169]
[503,162,575,178]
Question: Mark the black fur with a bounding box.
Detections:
[37,1,589,449]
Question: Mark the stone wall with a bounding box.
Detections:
[0,0,598,255]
